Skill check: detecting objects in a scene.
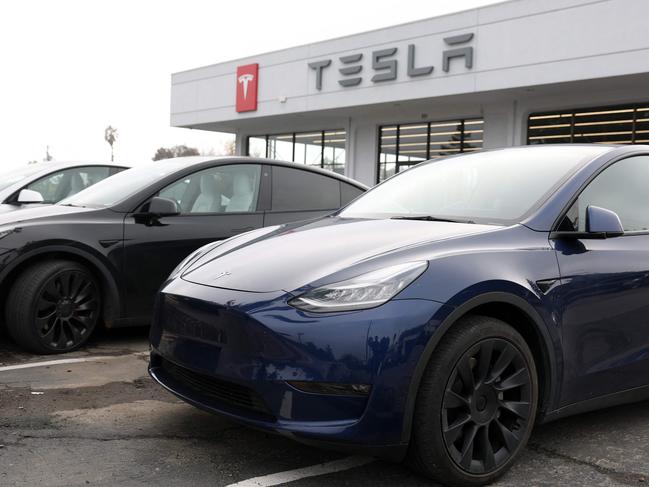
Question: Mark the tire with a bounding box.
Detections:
[408,315,538,486]
[5,260,101,354]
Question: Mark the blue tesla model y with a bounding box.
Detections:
[149,145,649,486]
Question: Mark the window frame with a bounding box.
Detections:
[246,129,346,173]
[376,117,484,184]
[527,102,649,146]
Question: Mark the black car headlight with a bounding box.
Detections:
[289,261,428,313]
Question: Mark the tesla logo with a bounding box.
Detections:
[239,74,254,99]
[213,271,232,280]
[308,33,474,90]
[236,64,258,112]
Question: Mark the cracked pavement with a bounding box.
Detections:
[1,328,648,486]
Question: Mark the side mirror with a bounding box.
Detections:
[551,205,624,240]
[585,205,624,237]
[147,196,180,217]
[17,189,44,204]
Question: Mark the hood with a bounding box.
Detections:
[0,204,95,228]
[182,217,498,293]
[0,204,21,215]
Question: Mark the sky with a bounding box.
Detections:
[0,0,500,170]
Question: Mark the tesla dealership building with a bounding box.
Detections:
[171,0,649,186]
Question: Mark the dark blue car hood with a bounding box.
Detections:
[181,217,498,293]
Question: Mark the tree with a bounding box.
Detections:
[152,145,200,161]
[105,126,118,162]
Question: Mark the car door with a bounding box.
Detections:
[263,164,361,226]
[122,163,266,322]
[552,154,649,407]
[11,165,124,204]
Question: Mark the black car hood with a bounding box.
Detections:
[0,204,95,227]
[182,217,498,293]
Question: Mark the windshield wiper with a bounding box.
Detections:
[390,215,475,224]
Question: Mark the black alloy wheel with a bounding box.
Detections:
[442,338,533,474]
[408,315,538,487]
[6,260,101,354]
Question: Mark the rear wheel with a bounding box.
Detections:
[408,315,538,486]
[6,260,101,354]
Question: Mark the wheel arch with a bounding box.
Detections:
[0,246,122,327]
[401,292,559,444]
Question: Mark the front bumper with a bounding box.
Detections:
[149,276,450,457]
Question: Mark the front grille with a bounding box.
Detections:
[160,358,274,420]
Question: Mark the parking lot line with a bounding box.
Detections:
[225,456,374,486]
[0,352,147,373]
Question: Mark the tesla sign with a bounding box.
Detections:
[308,33,474,90]
[236,63,259,112]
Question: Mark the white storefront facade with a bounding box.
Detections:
[171,0,649,186]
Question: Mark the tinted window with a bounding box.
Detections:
[341,183,364,206]
[159,164,262,214]
[564,156,649,232]
[27,166,113,203]
[271,166,340,211]
[341,146,611,225]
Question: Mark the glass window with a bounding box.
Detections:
[27,166,113,203]
[528,102,649,145]
[341,183,364,206]
[562,156,649,232]
[343,146,611,225]
[62,159,192,208]
[323,130,346,175]
[271,166,340,211]
[247,137,267,158]
[267,134,294,162]
[247,129,347,175]
[378,118,484,183]
[159,164,262,214]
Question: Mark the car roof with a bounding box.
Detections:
[151,156,368,189]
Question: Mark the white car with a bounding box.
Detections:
[0,161,131,215]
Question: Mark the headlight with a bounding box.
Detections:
[289,261,428,313]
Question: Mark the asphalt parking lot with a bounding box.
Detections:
[1,328,648,487]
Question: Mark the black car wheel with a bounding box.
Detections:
[6,260,101,354]
[409,315,538,486]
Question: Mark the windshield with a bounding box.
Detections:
[340,146,611,225]
[0,164,45,192]
[60,159,192,208]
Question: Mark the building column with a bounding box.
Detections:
[482,101,521,149]
[347,119,378,186]
[234,131,247,156]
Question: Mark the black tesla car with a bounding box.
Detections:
[0,156,366,354]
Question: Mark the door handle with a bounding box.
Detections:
[231,226,254,236]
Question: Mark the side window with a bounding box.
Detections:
[159,164,262,214]
[271,166,341,211]
[26,166,112,203]
[563,156,649,232]
[341,183,364,206]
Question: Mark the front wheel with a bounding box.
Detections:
[6,260,101,354]
[408,315,538,486]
